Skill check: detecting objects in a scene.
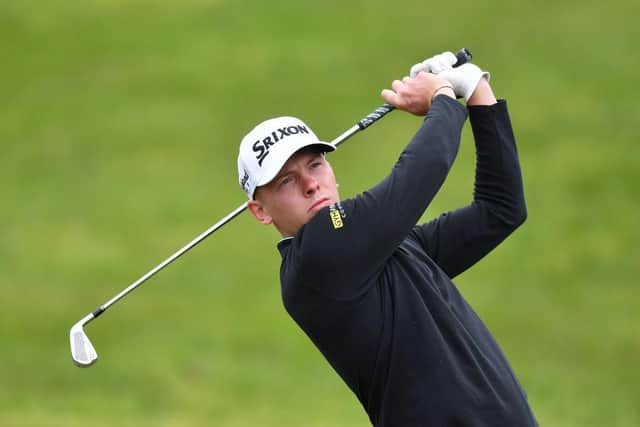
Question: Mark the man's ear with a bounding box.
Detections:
[247,199,273,225]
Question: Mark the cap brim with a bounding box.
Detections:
[256,141,336,189]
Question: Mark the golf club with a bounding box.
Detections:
[70,48,472,367]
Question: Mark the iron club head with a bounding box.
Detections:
[70,314,98,367]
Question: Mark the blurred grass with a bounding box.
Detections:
[1,0,639,426]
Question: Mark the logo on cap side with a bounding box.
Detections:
[253,125,310,166]
[240,169,250,193]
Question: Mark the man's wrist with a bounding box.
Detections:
[430,85,455,105]
[466,77,496,106]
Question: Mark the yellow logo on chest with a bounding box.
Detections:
[330,209,343,229]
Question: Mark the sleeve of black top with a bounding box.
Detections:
[290,96,468,300]
[410,100,527,279]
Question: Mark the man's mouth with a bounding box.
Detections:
[308,198,330,213]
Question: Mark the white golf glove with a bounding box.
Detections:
[410,52,490,102]
[410,51,458,77]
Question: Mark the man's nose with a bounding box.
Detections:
[301,173,320,196]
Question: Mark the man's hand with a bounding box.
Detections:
[410,51,490,102]
[381,72,455,116]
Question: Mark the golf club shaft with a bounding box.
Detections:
[83,47,472,323]
[86,117,378,323]
[90,202,247,319]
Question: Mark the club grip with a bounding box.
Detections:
[357,103,395,130]
[357,48,472,130]
[453,47,472,67]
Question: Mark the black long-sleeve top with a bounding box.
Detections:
[277,96,537,426]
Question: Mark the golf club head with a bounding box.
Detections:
[70,317,98,367]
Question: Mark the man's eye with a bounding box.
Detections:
[279,177,292,187]
[311,161,322,168]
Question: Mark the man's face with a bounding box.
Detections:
[248,147,340,237]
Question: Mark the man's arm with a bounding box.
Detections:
[412,79,527,278]
[290,74,467,299]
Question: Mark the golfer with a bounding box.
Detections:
[237,52,537,426]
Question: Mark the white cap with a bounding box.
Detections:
[237,116,335,198]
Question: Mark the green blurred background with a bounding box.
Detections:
[1,0,638,425]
